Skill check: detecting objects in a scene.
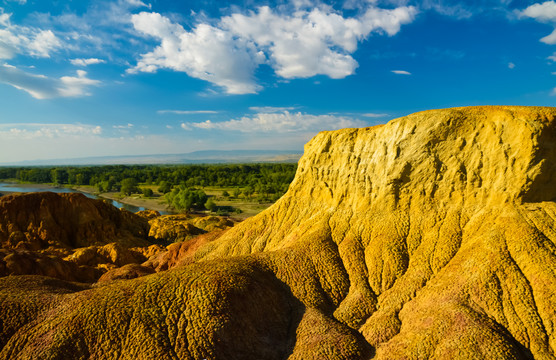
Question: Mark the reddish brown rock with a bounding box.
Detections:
[97,263,156,282]
[143,229,227,272]
[0,192,150,250]
[136,209,161,220]
[0,249,102,282]
[147,214,235,243]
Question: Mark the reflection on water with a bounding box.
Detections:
[0,183,166,214]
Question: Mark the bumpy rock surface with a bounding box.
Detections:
[1,106,556,359]
[0,192,155,281]
[0,192,150,250]
[148,214,235,243]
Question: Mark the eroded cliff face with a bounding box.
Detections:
[0,192,159,282]
[1,106,555,359]
[0,192,151,250]
[196,106,556,359]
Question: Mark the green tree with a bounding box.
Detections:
[51,168,68,185]
[121,178,138,196]
[142,188,153,197]
[158,181,171,194]
[165,188,208,212]
[222,190,230,197]
[205,198,217,212]
[243,186,254,198]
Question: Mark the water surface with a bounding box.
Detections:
[0,183,155,213]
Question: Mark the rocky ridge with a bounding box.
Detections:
[0,106,555,359]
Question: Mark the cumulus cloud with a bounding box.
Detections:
[0,12,62,59]
[520,1,556,21]
[70,58,106,66]
[519,1,556,44]
[392,70,411,75]
[183,111,367,133]
[0,64,100,99]
[129,4,417,94]
[129,12,263,94]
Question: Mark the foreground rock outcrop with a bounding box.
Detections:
[0,192,157,281]
[0,192,151,251]
[1,106,555,359]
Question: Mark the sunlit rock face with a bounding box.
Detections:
[0,192,151,250]
[0,192,155,282]
[1,106,556,359]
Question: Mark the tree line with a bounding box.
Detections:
[0,164,297,202]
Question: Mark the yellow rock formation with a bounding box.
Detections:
[1,106,555,359]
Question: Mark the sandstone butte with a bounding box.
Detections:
[1,105,556,359]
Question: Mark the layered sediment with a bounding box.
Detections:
[1,106,555,359]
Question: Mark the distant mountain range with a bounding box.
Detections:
[1,150,303,166]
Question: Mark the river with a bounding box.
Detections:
[0,182,157,214]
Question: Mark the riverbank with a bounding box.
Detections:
[0,182,173,214]
[0,182,272,219]
[71,185,174,214]
[0,182,68,191]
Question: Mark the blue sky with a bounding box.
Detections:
[1,0,556,163]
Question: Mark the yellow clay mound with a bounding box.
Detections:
[1,106,556,359]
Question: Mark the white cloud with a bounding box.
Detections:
[392,69,411,75]
[249,106,298,112]
[420,1,473,19]
[126,0,151,9]
[362,112,389,118]
[0,123,102,140]
[158,110,219,115]
[58,70,101,97]
[70,58,106,66]
[129,11,263,94]
[541,29,556,44]
[183,111,367,133]
[551,86,556,95]
[520,1,556,22]
[223,5,416,79]
[27,30,61,57]
[113,123,134,129]
[129,4,417,94]
[519,1,556,44]
[0,64,100,99]
[0,12,62,59]
[549,52,556,61]
[180,123,192,131]
[508,62,515,69]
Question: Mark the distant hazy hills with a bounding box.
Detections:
[2,150,302,166]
